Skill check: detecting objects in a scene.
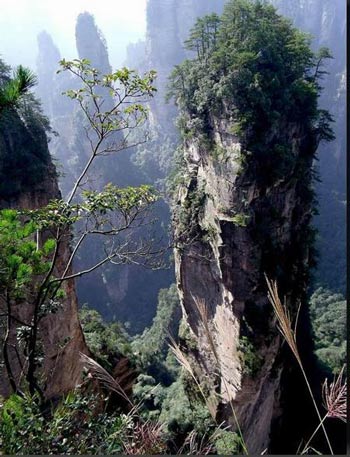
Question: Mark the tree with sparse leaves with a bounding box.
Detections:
[184,13,221,60]
[0,58,161,400]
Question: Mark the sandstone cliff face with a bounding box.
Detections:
[0,107,87,399]
[140,0,346,303]
[174,110,315,452]
[36,31,61,119]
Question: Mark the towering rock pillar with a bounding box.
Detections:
[171,2,329,451]
[174,116,316,452]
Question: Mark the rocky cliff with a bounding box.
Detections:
[0,100,87,399]
[75,12,111,76]
[170,1,333,451]
[73,13,172,332]
[174,119,315,453]
[34,14,173,333]
[36,31,61,119]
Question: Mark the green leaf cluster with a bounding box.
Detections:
[0,392,132,454]
[238,335,263,377]
[79,305,132,368]
[0,210,55,300]
[309,288,346,374]
[214,430,245,455]
[58,59,156,135]
[0,65,37,111]
[82,183,157,215]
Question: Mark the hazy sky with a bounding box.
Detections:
[0,0,147,70]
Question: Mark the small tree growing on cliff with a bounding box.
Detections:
[0,59,161,399]
[0,64,37,112]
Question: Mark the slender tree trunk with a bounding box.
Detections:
[26,297,44,402]
[3,292,18,394]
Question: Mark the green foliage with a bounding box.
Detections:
[168,0,334,176]
[0,210,55,300]
[309,288,346,374]
[231,213,250,227]
[0,394,45,454]
[0,392,139,454]
[0,65,37,111]
[79,306,132,368]
[22,185,157,234]
[58,58,156,138]
[214,430,245,455]
[82,184,157,215]
[159,377,214,437]
[175,181,207,245]
[184,13,221,60]
[132,374,167,420]
[132,284,180,370]
[238,335,263,377]
[178,319,198,351]
[130,288,214,443]
[165,144,189,204]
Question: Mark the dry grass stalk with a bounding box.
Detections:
[79,352,134,407]
[177,429,215,455]
[168,335,195,379]
[168,335,217,419]
[322,365,347,422]
[192,295,219,361]
[301,446,322,455]
[122,420,166,455]
[265,276,334,455]
[301,366,346,455]
[265,276,301,365]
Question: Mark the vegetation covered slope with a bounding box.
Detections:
[169,1,333,162]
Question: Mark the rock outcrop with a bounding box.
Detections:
[36,31,61,119]
[0,103,87,399]
[174,115,315,453]
[75,12,112,76]
[170,2,331,451]
[144,0,225,137]
[138,0,346,308]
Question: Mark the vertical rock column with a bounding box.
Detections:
[174,114,315,452]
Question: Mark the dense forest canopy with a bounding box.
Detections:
[168,0,334,152]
